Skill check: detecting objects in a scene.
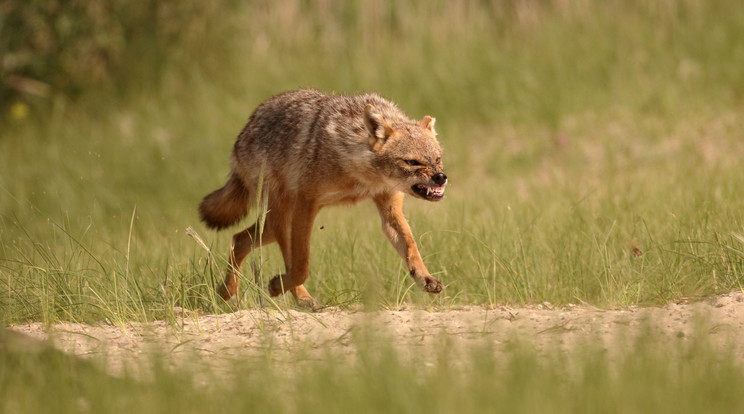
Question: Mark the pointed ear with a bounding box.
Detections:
[420,115,436,135]
[364,104,394,151]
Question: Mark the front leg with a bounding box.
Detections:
[373,192,443,294]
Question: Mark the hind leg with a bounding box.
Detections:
[268,200,320,308]
[218,221,276,301]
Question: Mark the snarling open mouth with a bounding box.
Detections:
[411,184,445,201]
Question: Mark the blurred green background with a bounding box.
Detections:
[2,0,744,323]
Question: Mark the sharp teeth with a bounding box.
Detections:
[417,185,444,197]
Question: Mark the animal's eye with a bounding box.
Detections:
[404,159,424,167]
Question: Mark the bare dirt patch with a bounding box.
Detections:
[8,292,744,372]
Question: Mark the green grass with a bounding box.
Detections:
[3,326,744,414]
[2,0,744,324]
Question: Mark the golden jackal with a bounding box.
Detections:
[199,89,447,308]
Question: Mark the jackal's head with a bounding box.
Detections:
[364,104,447,202]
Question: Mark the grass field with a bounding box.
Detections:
[2,1,743,323]
[2,1,744,411]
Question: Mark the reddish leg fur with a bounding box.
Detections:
[219,199,320,308]
[374,192,443,293]
[219,192,441,307]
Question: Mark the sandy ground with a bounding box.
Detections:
[8,291,744,373]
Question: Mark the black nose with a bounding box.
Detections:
[432,172,447,186]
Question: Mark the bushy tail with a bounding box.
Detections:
[199,173,250,230]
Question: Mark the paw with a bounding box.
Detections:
[296,295,321,310]
[422,275,443,294]
[267,275,284,297]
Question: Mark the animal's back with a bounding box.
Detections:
[237,89,326,153]
[231,89,407,197]
[234,89,403,154]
